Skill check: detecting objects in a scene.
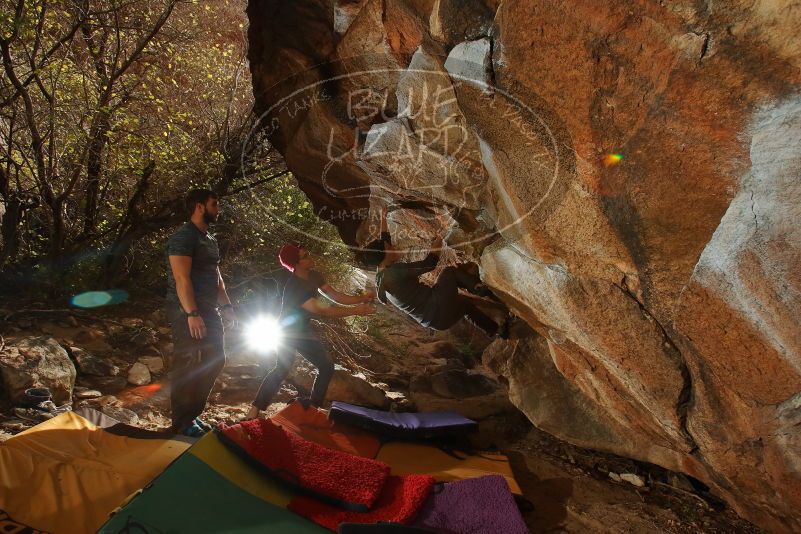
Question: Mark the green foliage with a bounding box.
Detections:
[0,0,353,298]
[215,172,353,301]
[2,0,250,265]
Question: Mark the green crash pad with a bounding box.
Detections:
[99,453,328,533]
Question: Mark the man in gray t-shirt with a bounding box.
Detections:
[165,188,236,436]
[166,222,220,312]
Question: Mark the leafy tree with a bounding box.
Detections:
[0,0,348,298]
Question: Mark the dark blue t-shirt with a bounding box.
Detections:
[165,222,220,312]
[280,270,325,332]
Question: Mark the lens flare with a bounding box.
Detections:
[70,289,129,308]
[245,315,283,354]
[603,153,623,166]
[129,383,162,400]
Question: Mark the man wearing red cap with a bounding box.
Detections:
[246,243,376,419]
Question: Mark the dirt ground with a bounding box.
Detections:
[0,302,761,533]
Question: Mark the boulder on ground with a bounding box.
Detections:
[127,362,151,386]
[74,389,102,400]
[77,375,128,394]
[429,368,499,398]
[409,366,515,420]
[138,356,164,375]
[288,360,389,408]
[0,336,76,404]
[71,347,120,376]
[130,328,158,348]
[326,367,390,409]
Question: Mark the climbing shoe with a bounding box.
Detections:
[13,407,54,422]
[193,417,213,432]
[16,388,71,419]
[20,387,52,408]
[35,400,72,415]
[181,422,207,438]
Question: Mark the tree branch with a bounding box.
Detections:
[109,0,176,83]
[0,9,84,109]
[224,170,291,197]
[0,40,51,205]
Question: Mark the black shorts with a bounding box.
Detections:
[423,268,468,330]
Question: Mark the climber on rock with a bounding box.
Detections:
[246,243,376,420]
[357,207,510,339]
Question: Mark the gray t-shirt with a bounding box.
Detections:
[165,222,220,312]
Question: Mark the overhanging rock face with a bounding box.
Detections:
[246,1,801,530]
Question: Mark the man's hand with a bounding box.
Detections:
[188,315,207,339]
[355,303,377,315]
[221,307,238,328]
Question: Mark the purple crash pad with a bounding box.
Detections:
[329,401,478,440]
[414,475,530,534]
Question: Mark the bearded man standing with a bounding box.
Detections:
[165,188,237,436]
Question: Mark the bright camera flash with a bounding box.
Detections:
[245,315,283,353]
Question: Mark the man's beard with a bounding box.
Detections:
[203,211,218,224]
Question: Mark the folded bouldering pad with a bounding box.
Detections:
[188,431,295,507]
[217,418,390,511]
[414,475,529,533]
[289,475,435,532]
[272,400,381,458]
[376,441,522,495]
[99,453,327,533]
[0,410,191,534]
[329,401,478,440]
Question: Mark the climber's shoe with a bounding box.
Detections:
[193,417,213,432]
[35,400,72,414]
[182,422,207,438]
[13,407,54,422]
[20,387,52,408]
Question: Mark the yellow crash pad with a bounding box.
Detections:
[189,431,294,507]
[376,441,522,495]
[0,411,190,534]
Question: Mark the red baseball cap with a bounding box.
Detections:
[278,243,301,272]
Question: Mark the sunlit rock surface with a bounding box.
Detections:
[247,0,801,530]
